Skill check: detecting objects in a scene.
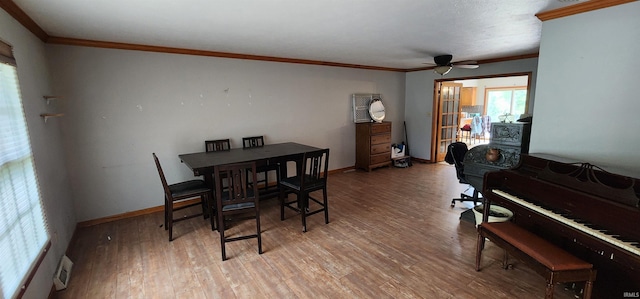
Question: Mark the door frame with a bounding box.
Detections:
[433,82,463,162]
[429,72,533,162]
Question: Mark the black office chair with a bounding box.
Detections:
[444,142,481,207]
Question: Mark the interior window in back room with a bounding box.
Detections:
[485,87,528,122]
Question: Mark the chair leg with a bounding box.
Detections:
[261,170,269,190]
[167,197,175,242]
[279,188,286,221]
[210,200,217,232]
[218,213,226,261]
[301,192,308,232]
[164,196,169,230]
[256,212,263,255]
[472,189,480,205]
[323,188,329,224]
[502,249,510,269]
[475,229,485,271]
[273,167,280,192]
[202,194,209,219]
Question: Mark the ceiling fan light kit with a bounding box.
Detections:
[431,54,479,76]
[434,65,452,75]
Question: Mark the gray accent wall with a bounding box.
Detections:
[45,45,406,221]
[530,1,640,178]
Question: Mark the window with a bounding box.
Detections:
[0,41,50,299]
[485,87,528,122]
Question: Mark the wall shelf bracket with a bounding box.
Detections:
[40,113,64,123]
[43,96,63,105]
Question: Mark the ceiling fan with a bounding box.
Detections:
[431,54,479,75]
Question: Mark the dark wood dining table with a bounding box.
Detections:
[179,142,321,198]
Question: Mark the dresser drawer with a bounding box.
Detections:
[370,153,390,165]
[371,134,390,145]
[370,122,391,134]
[355,121,392,172]
[371,143,390,155]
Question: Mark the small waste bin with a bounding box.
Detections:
[472,204,513,227]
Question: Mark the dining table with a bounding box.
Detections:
[179,142,321,198]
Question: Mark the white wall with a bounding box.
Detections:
[46,45,406,221]
[531,1,640,177]
[404,58,538,160]
[0,10,76,299]
[469,76,529,108]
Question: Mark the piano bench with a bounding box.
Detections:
[476,222,597,299]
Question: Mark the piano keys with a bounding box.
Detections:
[482,154,640,296]
[491,189,640,258]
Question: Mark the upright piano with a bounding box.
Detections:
[482,154,640,296]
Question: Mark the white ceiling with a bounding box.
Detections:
[12,0,586,70]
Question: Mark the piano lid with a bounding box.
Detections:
[522,153,640,208]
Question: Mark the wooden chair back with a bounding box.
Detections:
[152,153,171,196]
[297,148,330,191]
[205,139,231,152]
[215,161,259,209]
[214,161,262,260]
[242,136,264,148]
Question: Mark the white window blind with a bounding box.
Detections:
[0,42,49,299]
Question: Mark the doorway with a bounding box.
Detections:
[430,72,532,162]
[434,82,463,162]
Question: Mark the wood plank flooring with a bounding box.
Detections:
[54,163,580,299]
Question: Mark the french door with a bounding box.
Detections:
[435,82,462,162]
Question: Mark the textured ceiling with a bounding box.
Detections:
[11,0,586,70]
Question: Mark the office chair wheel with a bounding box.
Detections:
[503,263,514,270]
[450,200,455,207]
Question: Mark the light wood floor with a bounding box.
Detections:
[55,163,579,299]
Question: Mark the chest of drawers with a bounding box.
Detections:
[356,122,391,171]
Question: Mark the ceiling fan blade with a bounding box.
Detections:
[454,60,477,65]
[452,60,479,69]
[454,64,479,69]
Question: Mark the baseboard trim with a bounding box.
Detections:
[76,200,199,228]
[77,165,355,228]
[411,157,430,164]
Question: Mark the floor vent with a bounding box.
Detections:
[53,255,73,291]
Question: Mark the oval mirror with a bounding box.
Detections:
[369,99,385,122]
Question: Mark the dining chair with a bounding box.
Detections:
[242,136,264,148]
[205,138,232,193]
[214,161,262,261]
[205,139,231,152]
[279,148,330,232]
[242,136,280,196]
[153,153,211,241]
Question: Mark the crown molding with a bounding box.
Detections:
[46,36,406,72]
[536,0,636,21]
[0,0,48,41]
